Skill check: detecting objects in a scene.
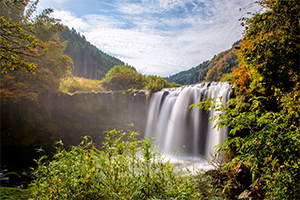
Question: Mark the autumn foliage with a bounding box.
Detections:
[205,0,300,199]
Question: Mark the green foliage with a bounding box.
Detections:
[0,187,32,199]
[60,27,124,80]
[195,88,300,199]
[30,130,219,199]
[59,73,104,93]
[166,41,240,84]
[194,1,300,198]
[145,75,171,97]
[0,0,46,74]
[101,64,147,91]
[0,0,74,103]
[237,0,299,95]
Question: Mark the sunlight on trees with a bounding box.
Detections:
[201,0,300,198]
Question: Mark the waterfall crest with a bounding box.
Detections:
[145,82,231,159]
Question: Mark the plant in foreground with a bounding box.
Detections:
[30,129,221,199]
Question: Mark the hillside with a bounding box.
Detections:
[60,27,124,80]
[166,40,240,84]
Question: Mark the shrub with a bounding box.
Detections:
[196,85,300,199]
[30,129,219,199]
[101,65,146,91]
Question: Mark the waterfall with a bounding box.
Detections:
[145,82,231,159]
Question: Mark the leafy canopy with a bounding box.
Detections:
[196,0,300,199]
[0,0,48,73]
[235,0,299,95]
[0,0,74,102]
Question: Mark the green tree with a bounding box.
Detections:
[101,64,146,91]
[236,0,299,95]
[0,0,47,73]
[197,0,299,199]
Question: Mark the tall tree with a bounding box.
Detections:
[203,1,300,198]
[0,0,46,73]
[235,0,299,95]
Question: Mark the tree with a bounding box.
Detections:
[0,0,47,73]
[0,0,73,102]
[101,65,146,91]
[235,0,299,95]
[198,0,300,198]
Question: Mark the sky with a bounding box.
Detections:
[37,0,259,77]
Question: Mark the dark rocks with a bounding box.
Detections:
[1,167,34,189]
[234,162,251,190]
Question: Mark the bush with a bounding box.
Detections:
[197,85,300,199]
[30,129,219,199]
[101,65,146,91]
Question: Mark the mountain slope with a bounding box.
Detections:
[60,27,124,80]
[166,40,240,84]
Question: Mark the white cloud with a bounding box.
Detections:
[52,0,69,3]
[39,0,260,77]
[52,10,92,32]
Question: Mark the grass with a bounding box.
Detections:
[28,130,223,199]
[59,75,104,93]
[0,187,32,200]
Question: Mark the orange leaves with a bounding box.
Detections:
[0,73,39,102]
[233,66,250,93]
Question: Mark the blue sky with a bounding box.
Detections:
[38,0,259,77]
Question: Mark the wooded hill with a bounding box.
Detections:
[60,27,124,80]
[166,40,240,84]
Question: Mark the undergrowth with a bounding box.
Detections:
[59,75,104,93]
[30,129,222,199]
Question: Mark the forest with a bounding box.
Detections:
[166,40,240,84]
[1,0,299,199]
[60,27,124,80]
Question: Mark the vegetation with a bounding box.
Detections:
[0,0,73,103]
[0,0,47,74]
[101,64,147,91]
[101,64,181,97]
[60,72,104,93]
[30,130,221,199]
[0,187,32,199]
[60,27,124,80]
[195,0,300,199]
[166,40,240,84]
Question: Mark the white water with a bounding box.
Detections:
[145,82,231,162]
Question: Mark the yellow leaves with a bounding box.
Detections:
[259,77,263,81]
[86,174,91,179]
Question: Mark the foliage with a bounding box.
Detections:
[205,48,239,82]
[101,65,181,98]
[30,130,220,199]
[0,187,32,199]
[0,0,46,74]
[194,0,300,198]
[0,0,74,103]
[235,0,299,95]
[101,64,147,91]
[166,40,240,84]
[145,75,170,97]
[200,87,300,198]
[60,27,124,80]
[59,73,104,93]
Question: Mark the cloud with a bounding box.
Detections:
[52,11,92,32]
[52,0,69,3]
[40,0,259,77]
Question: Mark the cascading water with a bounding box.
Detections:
[145,82,231,160]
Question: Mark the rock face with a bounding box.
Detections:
[1,90,149,148]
